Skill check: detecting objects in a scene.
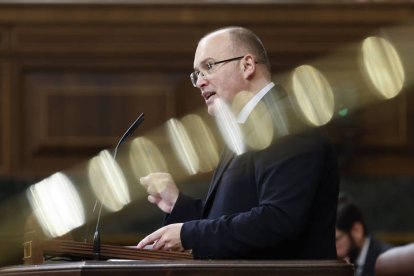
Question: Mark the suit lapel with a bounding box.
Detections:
[200,84,289,218]
[202,147,235,217]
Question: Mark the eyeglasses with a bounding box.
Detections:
[190,56,245,87]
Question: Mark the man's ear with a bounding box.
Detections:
[241,54,256,79]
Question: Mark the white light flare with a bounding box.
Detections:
[88,150,130,212]
[27,172,85,238]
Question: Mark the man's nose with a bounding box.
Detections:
[196,72,208,88]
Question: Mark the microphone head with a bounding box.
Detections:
[113,113,145,158]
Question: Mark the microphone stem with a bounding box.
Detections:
[93,230,101,260]
[90,112,144,260]
[92,177,106,259]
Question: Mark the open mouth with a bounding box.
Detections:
[203,92,216,101]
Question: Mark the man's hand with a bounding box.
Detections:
[137,223,184,251]
[140,172,179,214]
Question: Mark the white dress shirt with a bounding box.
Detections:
[236,82,275,124]
[355,237,371,276]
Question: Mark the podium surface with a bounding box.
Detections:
[0,260,353,276]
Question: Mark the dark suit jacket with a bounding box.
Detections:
[165,85,339,259]
[360,238,392,276]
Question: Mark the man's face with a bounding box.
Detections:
[335,229,351,259]
[193,32,245,115]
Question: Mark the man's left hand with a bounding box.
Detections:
[137,223,184,251]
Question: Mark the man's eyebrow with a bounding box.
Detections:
[194,57,213,70]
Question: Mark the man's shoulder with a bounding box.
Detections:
[272,127,332,153]
[370,237,393,254]
[250,127,335,166]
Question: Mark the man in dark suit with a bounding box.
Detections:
[137,26,339,259]
[336,194,392,276]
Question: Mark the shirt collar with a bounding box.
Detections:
[356,236,371,270]
[236,82,275,124]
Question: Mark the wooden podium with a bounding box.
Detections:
[6,236,354,276]
[0,259,354,276]
[22,239,192,265]
[21,215,192,264]
[14,230,353,275]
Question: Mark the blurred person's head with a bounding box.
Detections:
[336,194,368,262]
[191,26,271,115]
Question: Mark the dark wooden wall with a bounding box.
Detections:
[0,1,413,178]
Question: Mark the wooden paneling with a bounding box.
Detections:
[358,95,407,147]
[10,26,197,56]
[13,68,180,175]
[0,28,9,52]
[0,2,411,24]
[0,61,3,173]
[0,2,413,177]
[0,28,9,174]
[0,59,11,175]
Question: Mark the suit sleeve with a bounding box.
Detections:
[163,192,204,225]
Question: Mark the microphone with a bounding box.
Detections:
[113,113,145,159]
[91,112,145,260]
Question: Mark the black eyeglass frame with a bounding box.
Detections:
[190,55,245,87]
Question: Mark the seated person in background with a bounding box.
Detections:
[336,194,392,276]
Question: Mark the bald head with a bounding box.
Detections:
[200,26,271,78]
[193,26,272,115]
